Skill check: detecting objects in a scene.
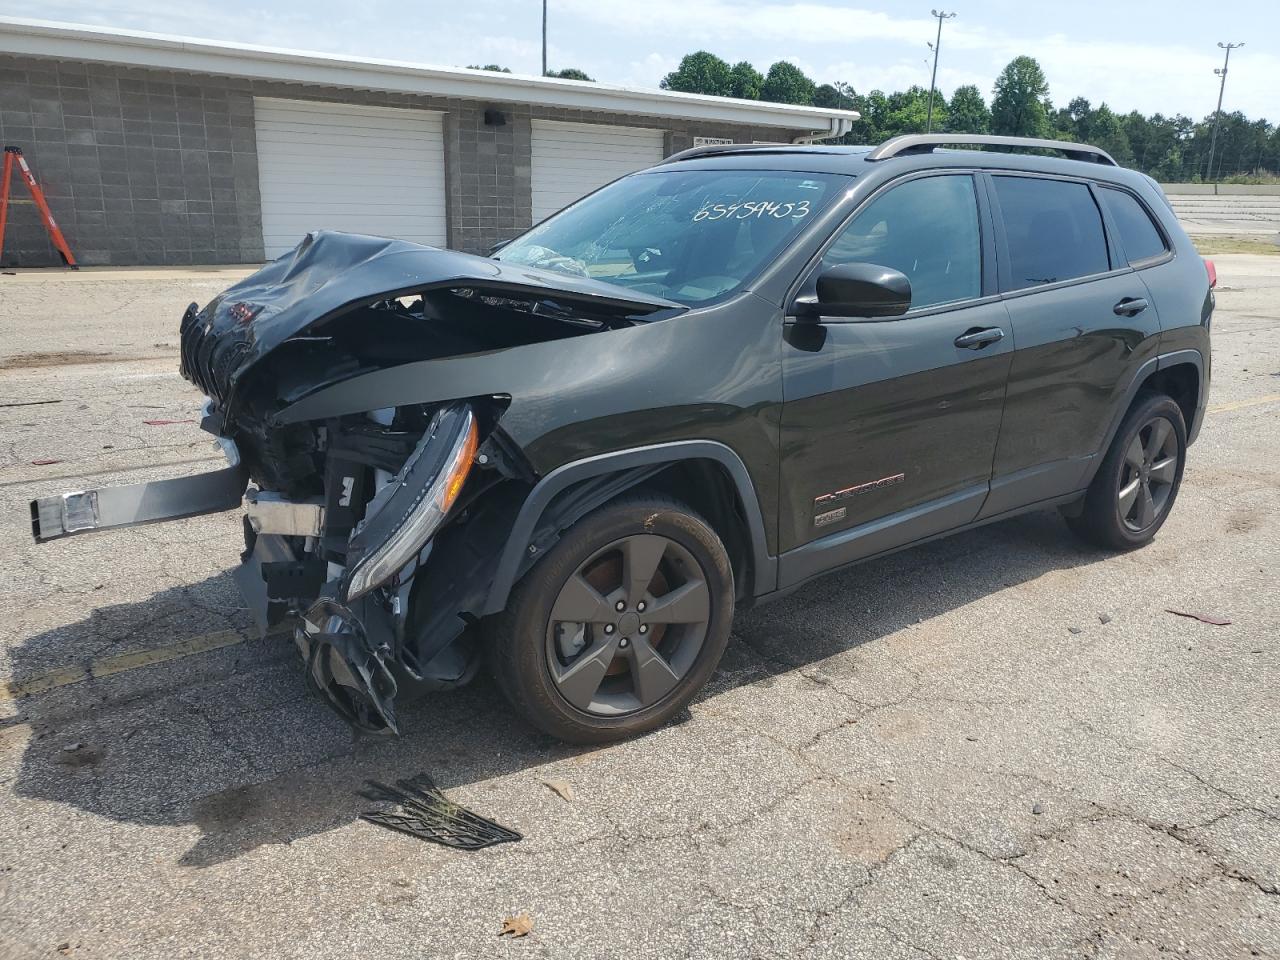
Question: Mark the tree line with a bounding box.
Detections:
[658,51,1280,182]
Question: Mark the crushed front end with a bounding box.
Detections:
[30,231,680,734]
[233,399,488,734]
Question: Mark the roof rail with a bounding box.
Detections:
[866,134,1117,166]
[660,142,811,165]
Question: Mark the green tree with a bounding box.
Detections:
[813,81,857,111]
[728,61,764,100]
[947,84,990,134]
[544,68,594,81]
[990,56,1051,138]
[467,64,511,73]
[760,61,816,105]
[661,51,733,96]
[883,85,939,135]
[1086,104,1133,166]
[844,89,889,144]
[1055,96,1093,139]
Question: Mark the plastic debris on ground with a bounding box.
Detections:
[358,773,522,850]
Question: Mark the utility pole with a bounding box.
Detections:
[1205,42,1243,182]
[541,0,548,76]
[925,9,956,133]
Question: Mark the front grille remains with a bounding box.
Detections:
[179,302,248,404]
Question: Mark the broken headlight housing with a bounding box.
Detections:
[343,403,479,602]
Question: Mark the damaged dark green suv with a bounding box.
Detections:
[30,134,1213,743]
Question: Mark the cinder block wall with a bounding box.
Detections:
[0,56,263,266]
[0,54,805,267]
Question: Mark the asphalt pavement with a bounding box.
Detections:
[0,255,1277,959]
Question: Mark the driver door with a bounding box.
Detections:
[777,172,1013,582]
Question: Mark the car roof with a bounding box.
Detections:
[657,141,1152,191]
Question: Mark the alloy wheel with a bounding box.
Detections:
[1118,415,1179,532]
[544,534,711,717]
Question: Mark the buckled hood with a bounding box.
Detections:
[181,230,683,410]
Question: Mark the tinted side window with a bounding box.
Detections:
[1099,187,1168,264]
[824,175,981,310]
[993,176,1110,290]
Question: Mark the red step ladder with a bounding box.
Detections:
[0,146,78,268]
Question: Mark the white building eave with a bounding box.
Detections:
[0,17,859,134]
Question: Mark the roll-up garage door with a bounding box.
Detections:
[254,98,447,258]
[530,120,665,222]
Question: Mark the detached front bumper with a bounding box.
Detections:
[30,464,248,542]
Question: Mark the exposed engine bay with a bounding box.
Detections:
[30,232,684,734]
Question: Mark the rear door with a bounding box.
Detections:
[979,173,1162,517]
[777,172,1013,581]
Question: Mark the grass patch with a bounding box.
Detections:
[1192,236,1280,256]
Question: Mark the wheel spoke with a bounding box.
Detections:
[1125,436,1145,472]
[642,579,710,625]
[1118,477,1142,517]
[627,634,681,705]
[555,635,621,710]
[1135,483,1156,528]
[1149,455,1177,485]
[622,535,668,607]
[551,573,610,624]
[1145,418,1172,461]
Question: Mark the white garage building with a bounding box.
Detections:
[0,17,858,266]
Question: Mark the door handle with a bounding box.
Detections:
[1113,297,1149,317]
[954,326,1005,350]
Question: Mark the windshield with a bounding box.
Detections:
[495,169,847,306]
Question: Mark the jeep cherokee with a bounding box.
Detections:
[30,133,1213,744]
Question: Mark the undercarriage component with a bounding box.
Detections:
[30,464,247,542]
[243,487,325,537]
[299,598,399,734]
[358,773,522,850]
[233,531,296,635]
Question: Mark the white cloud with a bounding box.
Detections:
[23,0,1279,118]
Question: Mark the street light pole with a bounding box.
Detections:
[541,0,548,76]
[925,10,956,133]
[1205,41,1243,182]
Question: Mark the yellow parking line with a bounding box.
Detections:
[1,628,251,704]
[1208,393,1280,414]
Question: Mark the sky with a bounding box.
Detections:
[26,0,1279,120]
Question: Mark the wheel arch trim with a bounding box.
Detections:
[1087,348,1204,487]
[1156,349,1207,444]
[482,441,777,616]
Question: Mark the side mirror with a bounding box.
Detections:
[795,263,912,321]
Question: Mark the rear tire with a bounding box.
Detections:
[484,493,734,744]
[1065,392,1187,550]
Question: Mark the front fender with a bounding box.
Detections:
[480,440,777,615]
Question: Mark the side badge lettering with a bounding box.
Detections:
[814,507,847,528]
[813,472,906,522]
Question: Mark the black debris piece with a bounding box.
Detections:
[358,773,522,850]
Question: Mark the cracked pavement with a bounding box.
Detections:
[1,257,1278,959]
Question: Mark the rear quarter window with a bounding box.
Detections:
[1099,186,1169,264]
[993,176,1110,291]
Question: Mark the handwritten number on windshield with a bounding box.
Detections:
[693,199,811,222]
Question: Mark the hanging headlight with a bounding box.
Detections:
[343,404,479,602]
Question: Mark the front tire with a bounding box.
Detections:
[484,493,734,744]
[1066,392,1187,550]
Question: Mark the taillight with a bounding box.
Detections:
[1204,258,1217,289]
